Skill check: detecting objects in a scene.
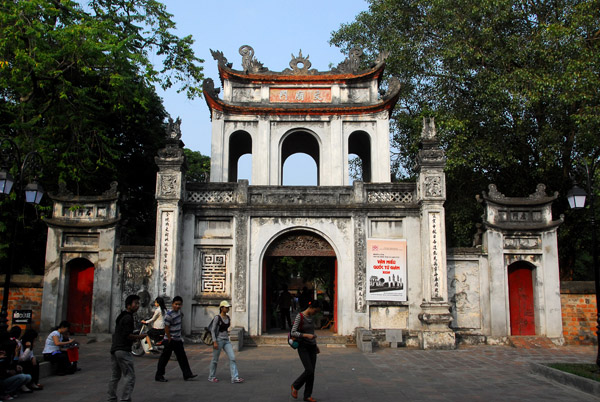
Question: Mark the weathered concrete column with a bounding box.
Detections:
[155,118,186,299]
[415,118,455,349]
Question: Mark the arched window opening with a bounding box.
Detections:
[228,131,252,182]
[281,131,319,185]
[283,154,317,185]
[348,131,371,182]
[237,154,252,184]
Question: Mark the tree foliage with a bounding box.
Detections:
[0,0,204,272]
[184,148,210,183]
[331,0,600,278]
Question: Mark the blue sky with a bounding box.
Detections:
[155,0,369,184]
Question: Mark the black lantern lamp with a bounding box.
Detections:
[567,185,587,210]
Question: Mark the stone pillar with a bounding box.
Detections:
[155,117,186,299]
[415,118,455,349]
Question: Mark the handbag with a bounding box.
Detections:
[201,327,213,345]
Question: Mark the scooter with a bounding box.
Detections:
[132,323,164,356]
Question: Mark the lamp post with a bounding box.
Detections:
[567,160,599,367]
[0,138,44,332]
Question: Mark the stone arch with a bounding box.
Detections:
[507,260,536,336]
[261,228,338,333]
[280,129,320,185]
[228,130,252,182]
[65,257,95,334]
[348,130,371,182]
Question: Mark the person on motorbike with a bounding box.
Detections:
[141,297,166,352]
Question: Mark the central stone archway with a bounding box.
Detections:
[262,230,337,333]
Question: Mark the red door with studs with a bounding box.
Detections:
[67,261,95,334]
[508,263,535,335]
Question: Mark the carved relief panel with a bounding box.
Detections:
[122,257,155,319]
[448,260,482,329]
[194,249,230,299]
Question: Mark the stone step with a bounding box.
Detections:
[246,330,354,347]
[509,336,557,349]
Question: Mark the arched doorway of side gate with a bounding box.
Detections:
[66,258,95,334]
[508,261,536,336]
[262,230,337,334]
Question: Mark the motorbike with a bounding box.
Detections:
[132,323,164,356]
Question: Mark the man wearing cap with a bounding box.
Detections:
[155,296,197,382]
[207,300,244,384]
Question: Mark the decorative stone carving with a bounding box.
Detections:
[266,232,335,257]
[448,261,482,329]
[159,174,178,197]
[166,117,182,141]
[418,312,453,325]
[367,190,414,204]
[486,184,506,200]
[202,78,221,99]
[234,214,248,312]
[56,182,74,198]
[381,77,401,101]
[348,88,369,103]
[122,257,154,318]
[333,47,363,74]
[197,250,228,294]
[503,236,541,250]
[424,175,443,198]
[282,50,317,75]
[186,191,233,203]
[159,211,173,296]
[355,215,367,312]
[429,212,442,300]
[233,87,260,103]
[102,181,119,197]
[421,117,437,140]
[210,49,233,68]
[239,45,268,74]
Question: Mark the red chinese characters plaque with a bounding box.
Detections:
[269,88,332,103]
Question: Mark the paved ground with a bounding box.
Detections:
[16,341,600,402]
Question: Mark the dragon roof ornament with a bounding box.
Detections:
[210,45,388,76]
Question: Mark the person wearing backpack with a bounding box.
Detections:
[290,299,321,402]
[207,300,244,384]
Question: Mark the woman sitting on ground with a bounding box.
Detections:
[141,297,166,351]
[42,321,78,375]
[18,329,43,390]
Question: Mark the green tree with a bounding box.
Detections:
[184,148,210,183]
[0,0,204,272]
[331,0,600,278]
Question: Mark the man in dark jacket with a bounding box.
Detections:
[108,294,145,402]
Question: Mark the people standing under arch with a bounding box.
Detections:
[208,300,244,384]
[290,299,321,402]
[277,285,293,330]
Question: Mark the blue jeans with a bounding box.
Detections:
[1,373,31,395]
[208,339,238,381]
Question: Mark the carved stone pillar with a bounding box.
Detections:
[415,118,455,349]
[154,117,186,299]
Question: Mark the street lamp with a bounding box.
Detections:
[567,160,599,367]
[0,138,44,332]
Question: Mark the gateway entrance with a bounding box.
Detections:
[262,230,336,333]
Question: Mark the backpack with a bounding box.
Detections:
[202,315,224,345]
[288,313,304,349]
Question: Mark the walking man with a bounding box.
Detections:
[108,294,146,402]
[155,296,197,382]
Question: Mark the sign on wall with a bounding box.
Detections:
[366,239,407,302]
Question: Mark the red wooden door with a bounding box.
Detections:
[67,263,95,334]
[334,258,338,333]
[508,264,535,335]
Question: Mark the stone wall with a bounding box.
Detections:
[561,281,597,345]
[0,275,44,331]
